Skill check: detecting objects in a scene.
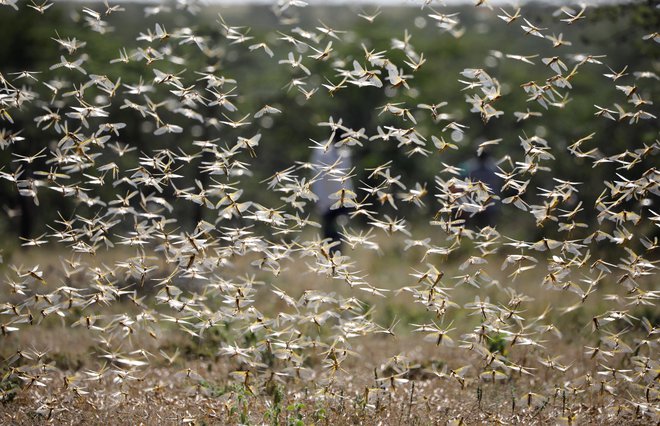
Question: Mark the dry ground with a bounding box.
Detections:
[1,241,657,425]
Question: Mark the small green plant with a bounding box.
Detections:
[487,332,508,356]
[312,403,327,423]
[0,375,20,404]
[286,402,305,426]
[198,380,229,398]
[264,385,284,426]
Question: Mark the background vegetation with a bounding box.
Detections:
[0,2,657,244]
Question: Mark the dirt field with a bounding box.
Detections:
[1,245,657,425]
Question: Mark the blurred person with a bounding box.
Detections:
[462,149,501,228]
[311,143,353,253]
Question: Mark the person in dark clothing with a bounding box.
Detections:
[321,207,349,250]
[463,150,501,228]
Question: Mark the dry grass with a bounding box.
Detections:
[1,241,656,425]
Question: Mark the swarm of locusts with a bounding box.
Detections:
[0,0,658,423]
